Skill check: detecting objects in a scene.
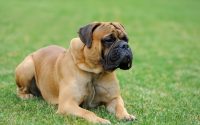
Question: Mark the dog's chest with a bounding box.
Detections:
[80,73,118,109]
[81,78,97,108]
[81,79,112,109]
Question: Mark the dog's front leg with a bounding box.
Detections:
[57,87,110,124]
[106,96,136,121]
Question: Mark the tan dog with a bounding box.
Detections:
[15,22,136,124]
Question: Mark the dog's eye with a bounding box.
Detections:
[104,35,116,43]
[104,38,114,43]
[102,36,116,47]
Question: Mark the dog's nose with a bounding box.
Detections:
[119,42,129,49]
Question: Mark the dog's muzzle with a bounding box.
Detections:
[101,41,133,71]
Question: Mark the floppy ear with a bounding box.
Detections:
[78,22,101,48]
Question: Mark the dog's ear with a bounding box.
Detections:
[78,22,101,48]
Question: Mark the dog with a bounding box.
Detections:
[15,22,136,124]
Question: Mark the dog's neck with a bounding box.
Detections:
[69,38,103,74]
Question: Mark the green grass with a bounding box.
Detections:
[0,0,200,124]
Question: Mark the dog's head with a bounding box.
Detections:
[70,22,133,73]
[78,22,133,71]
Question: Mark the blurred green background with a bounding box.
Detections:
[0,0,199,125]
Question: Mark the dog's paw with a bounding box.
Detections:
[123,114,136,121]
[96,117,111,124]
[117,113,136,121]
[18,93,34,99]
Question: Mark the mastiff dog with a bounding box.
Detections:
[15,22,136,124]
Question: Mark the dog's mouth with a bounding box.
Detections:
[101,41,133,71]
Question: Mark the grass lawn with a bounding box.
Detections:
[0,0,200,124]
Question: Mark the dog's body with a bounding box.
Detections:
[15,22,135,124]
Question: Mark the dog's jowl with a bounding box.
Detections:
[15,22,136,124]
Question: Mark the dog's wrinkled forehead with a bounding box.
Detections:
[93,22,127,40]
